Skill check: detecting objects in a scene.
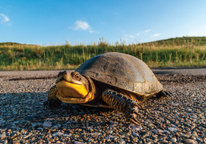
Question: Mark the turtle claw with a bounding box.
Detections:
[162,90,173,97]
[128,105,145,125]
[130,106,143,118]
[157,90,173,99]
[134,111,144,118]
[130,117,141,126]
[128,112,142,125]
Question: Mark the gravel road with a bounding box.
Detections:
[0,69,206,143]
[1,67,206,77]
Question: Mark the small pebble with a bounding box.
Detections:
[183,139,197,144]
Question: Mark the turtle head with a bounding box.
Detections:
[55,71,95,103]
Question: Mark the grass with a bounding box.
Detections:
[1,36,206,71]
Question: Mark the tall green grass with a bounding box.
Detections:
[1,37,206,70]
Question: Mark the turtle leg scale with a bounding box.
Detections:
[102,89,144,125]
[44,85,62,108]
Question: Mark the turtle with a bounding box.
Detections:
[44,52,172,125]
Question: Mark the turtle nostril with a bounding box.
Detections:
[57,72,62,77]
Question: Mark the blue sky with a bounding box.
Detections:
[1,0,206,45]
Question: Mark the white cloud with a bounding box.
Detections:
[124,34,135,38]
[89,30,99,33]
[144,29,151,33]
[136,33,140,36]
[123,35,135,40]
[70,20,98,34]
[151,33,161,37]
[74,20,91,30]
[0,14,10,23]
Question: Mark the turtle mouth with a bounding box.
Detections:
[55,71,92,102]
[56,76,83,85]
[56,91,94,104]
[55,74,89,99]
[56,80,88,97]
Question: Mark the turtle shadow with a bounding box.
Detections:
[45,102,112,116]
[1,91,115,130]
[43,102,117,128]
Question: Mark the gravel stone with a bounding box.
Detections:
[183,139,198,144]
[0,70,206,143]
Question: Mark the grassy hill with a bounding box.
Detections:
[2,36,206,47]
[146,36,206,47]
[0,42,21,46]
[1,36,206,70]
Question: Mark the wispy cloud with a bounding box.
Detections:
[136,33,140,36]
[74,20,91,30]
[70,20,98,34]
[151,33,161,37]
[124,34,134,38]
[89,30,99,33]
[144,29,151,33]
[0,14,10,24]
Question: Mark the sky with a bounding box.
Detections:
[1,0,206,45]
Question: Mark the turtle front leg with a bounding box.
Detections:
[44,85,62,108]
[102,89,144,125]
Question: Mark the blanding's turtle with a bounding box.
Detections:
[45,52,172,125]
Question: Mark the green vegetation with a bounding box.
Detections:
[1,36,206,70]
[148,36,206,47]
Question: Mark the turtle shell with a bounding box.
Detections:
[76,52,163,96]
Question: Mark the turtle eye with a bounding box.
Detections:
[74,73,81,80]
